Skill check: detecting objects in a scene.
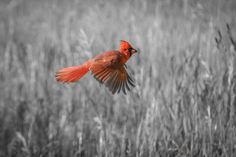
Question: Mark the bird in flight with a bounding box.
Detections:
[55,40,138,94]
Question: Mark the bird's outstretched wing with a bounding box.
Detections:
[90,53,135,94]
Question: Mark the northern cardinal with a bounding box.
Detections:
[56,40,137,94]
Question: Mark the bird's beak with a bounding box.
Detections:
[131,48,138,54]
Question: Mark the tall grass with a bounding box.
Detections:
[0,0,236,156]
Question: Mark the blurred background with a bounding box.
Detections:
[1,0,236,156]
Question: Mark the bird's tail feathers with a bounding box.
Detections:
[56,63,89,83]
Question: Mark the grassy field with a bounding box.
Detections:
[1,0,236,156]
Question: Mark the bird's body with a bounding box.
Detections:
[56,40,137,94]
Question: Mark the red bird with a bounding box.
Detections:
[56,40,137,94]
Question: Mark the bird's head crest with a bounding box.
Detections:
[120,40,132,51]
[119,40,137,55]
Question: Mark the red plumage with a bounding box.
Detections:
[56,40,137,94]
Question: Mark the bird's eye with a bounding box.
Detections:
[128,48,132,51]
